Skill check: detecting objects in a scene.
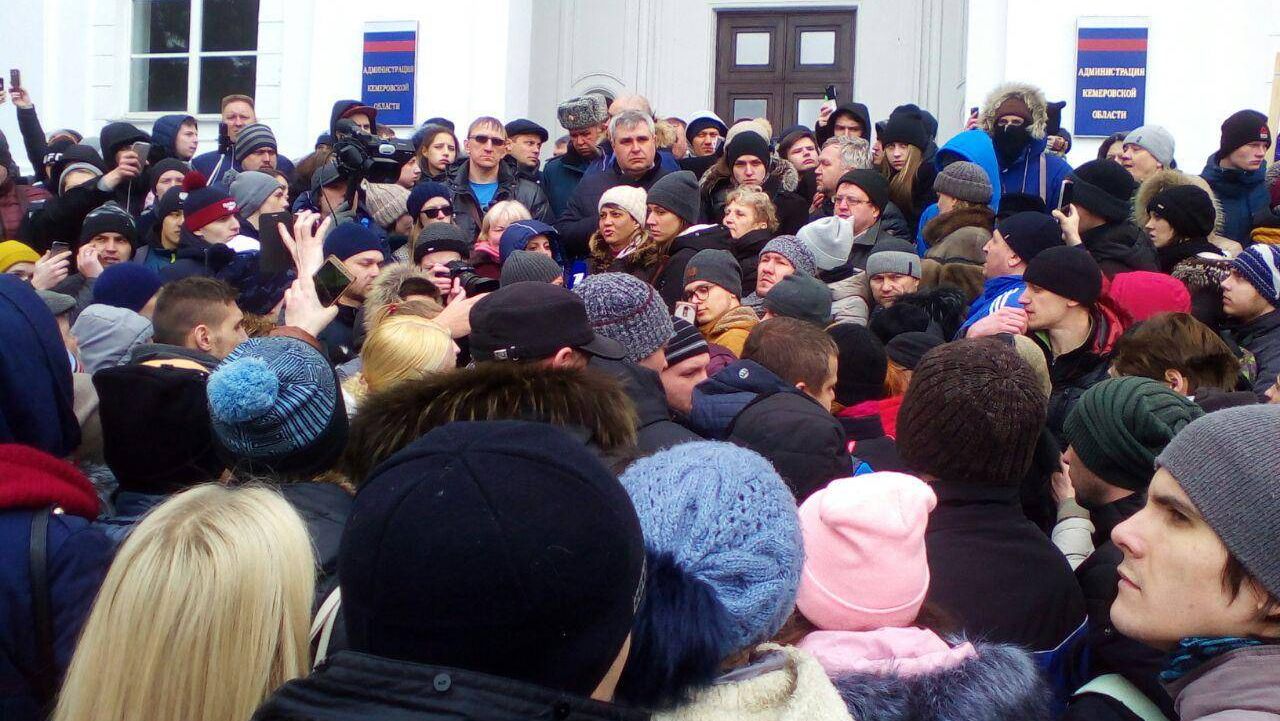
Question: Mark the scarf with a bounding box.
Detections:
[1160,636,1264,683]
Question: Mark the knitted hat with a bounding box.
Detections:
[837,169,890,212]
[232,123,277,164]
[154,185,185,221]
[993,96,1032,122]
[182,185,238,232]
[71,305,154,374]
[598,185,647,226]
[406,181,452,219]
[1023,246,1103,306]
[36,290,75,317]
[1123,125,1175,168]
[898,337,1047,486]
[761,235,817,277]
[865,250,922,280]
[798,216,855,271]
[79,201,137,246]
[0,240,39,272]
[413,222,469,265]
[725,132,771,169]
[1069,159,1137,223]
[763,273,833,326]
[796,473,936,631]
[324,222,385,262]
[886,331,944,371]
[1064,377,1203,493]
[933,161,993,204]
[829,323,888,406]
[229,170,279,218]
[341,420,644,697]
[726,118,773,146]
[557,95,609,131]
[206,337,347,478]
[1218,109,1272,159]
[1230,244,1280,307]
[505,118,548,143]
[1156,404,1280,598]
[92,263,163,313]
[1147,184,1215,240]
[997,211,1064,264]
[666,316,709,366]
[1107,271,1192,322]
[619,441,802,656]
[879,111,928,152]
[148,158,190,194]
[364,183,411,228]
[684,249,742,298]
[685,111,728,142]
[573,272,674,363]
[646,170,701,226]
[500,250,564,287]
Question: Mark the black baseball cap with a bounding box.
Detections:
[470,283,625,361]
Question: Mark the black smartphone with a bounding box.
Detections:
[824,84,837,102]
[1058,179,1074,212]
[312,255,354,307]
[258,210,295,274]
[130,141,151,168]
[9,69,20,89]
[970,106,979,116]
[50,241,71,256]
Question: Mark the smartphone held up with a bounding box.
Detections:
[313,255,355,308]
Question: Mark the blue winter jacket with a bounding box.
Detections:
[1001,136,1072,210]
[916,129,1004,251]
[957,275,1027,337]
[1201,153,1270,243]
[541,148,592,220]
[690,359,799,439]
[192,150,296,188]
[150,114,195,160]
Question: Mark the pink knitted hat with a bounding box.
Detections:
[796,472,936,632]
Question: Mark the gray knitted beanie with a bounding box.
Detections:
[574,272,674,363]
[933,161,993,205]
[760,235,818,278]
[500,250,564,287]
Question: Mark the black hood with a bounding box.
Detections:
[98,122,150,168]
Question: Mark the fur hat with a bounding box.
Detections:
[558,95,609,131]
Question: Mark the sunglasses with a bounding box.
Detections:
[469,134,505,147]
[421,204,453,219]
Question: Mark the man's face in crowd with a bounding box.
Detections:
[348,112,373,134]
[155,170,185,198]
[691,128,721,157]
[816,145,847,194]
[175,122,200,160]
[1225,141,1268,172]
[160,211,184,248]
[259,185,289,216]
[613,124,657,176]
[833,182,879,234]
[982,230,1021,279]
[646,204,685,244]
[732,155,767,186]
[661,352,709,416]
[1221,269,1274,323]
[5,261,34,282]
[507,133,543,169]
[417,249,463,270]
[870,272,918,308]
[787,137,819,170]
[756,251,795,296]
[1111,468,1280,650]
[1019,282,1074,330]
[88,232,132,267]
[241,147,276,172]
[207,301,248,359]
[569,124,605,159]
[1120,144,1162,182]
[343,250,384,303]
[198,215,241,244]
[802,354,839,411]
[1065,446,1118,507]
[467,124,507,171]
[684,281,737,326]
[223,101,256,142]
[833,113,864,139]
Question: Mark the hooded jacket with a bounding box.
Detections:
[978,83,1073,209]
[150,114,195,161]
[654,224,733,310]
[253,651,648,721]
[70,304,153,374]
[814,102,872,148]
[1133,168,1241,256]
[1201,153,1270,244]
[97,122,152,215]
[589,358,701,455]
[913,129,1003,247]
[690,359,850,499]
[1222,308,1280,399]
[446,158,552,243]
[697,156,809,235]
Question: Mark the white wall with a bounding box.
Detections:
[971,0,1280,168]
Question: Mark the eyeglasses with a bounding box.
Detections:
[684,284,712,302]
[421,204,453,219]
[832,195,872,207]
[469,134,505,147]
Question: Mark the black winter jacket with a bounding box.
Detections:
[924,481,1087,653]
[1223,309,1280,400]
[252,651,647,721]
[446,159,551,244]
[590,359,701,455]
[276,482,352,612]
[555,160,670,259]
[654,224,732,310]
[835,408,907,473]
[1080,221,1159,278]
[20,178,116,252]
[732,227,773,294]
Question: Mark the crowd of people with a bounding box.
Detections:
[1,72,1279,721]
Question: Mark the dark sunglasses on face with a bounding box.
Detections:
[422,204,453,219]
[470,135,505,147]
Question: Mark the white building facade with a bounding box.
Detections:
[4,0,1279,173]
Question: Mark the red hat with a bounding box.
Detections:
[1107,271,1191,322]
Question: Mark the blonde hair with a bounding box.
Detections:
[360,314,455,394]
[478,200,532,245]
[881,144,925,216]
[725,184,779,232]
[52,485,314,721]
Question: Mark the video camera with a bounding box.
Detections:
[331,119,415,185]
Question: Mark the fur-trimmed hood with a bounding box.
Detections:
[978,82,1049,139]
[360,263,440,330]
[922,205,995,251]
[340,363,638,485]
[1133,168,1226,235]
[830,638,1051,721]
[698,154,800,196]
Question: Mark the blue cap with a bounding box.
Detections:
[499,219,561,263]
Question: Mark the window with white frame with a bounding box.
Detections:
[129,0,260,114]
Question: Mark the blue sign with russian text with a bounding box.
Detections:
[362,27,417,126]
[1074,26,1148,137]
